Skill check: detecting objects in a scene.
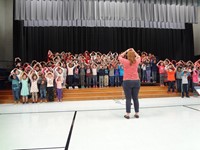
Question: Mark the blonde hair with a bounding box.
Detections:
[127,50,136,65]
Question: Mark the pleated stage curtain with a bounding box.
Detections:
[14,0,198,29]
[13,21,194,63]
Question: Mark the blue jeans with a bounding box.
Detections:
[99,76,104,87]
[182,84,189,97]
[115,76,119,86]
[176,79,182,93]
[12,89,20,101]
[80,75,85,86]
[68,75,74,87]
[47,87,54,102]
[142,70,147,82]
[146,70,151,82]
[159,73,165,85]
[93,75,97,86]
[152,71,157,82]
[109,76,115,86]
[40,88,46,99]
[123,80,140,113]
[86,76,92,87]
[119,76,123,86]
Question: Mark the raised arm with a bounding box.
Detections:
[130,48,140,59]
[156,60,163,66]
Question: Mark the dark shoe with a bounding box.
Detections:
[182,93,184,98]
[134,114,139,118]
[124,115,130,119]
[186,96,190,98]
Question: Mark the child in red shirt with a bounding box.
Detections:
[166,65,176,92]
[157,60,165,86]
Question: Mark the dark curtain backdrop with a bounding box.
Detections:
[13,21,194,63]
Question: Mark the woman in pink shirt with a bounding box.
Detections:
[118,48,141,119]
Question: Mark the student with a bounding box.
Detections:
[55,76,63,102]
[73,66,80,89]
[20,72,29,104]
[151,59,157,83]
[38,73,47,102]
[146,59,151,82]
[164,59,170,86]
[166,65,176,92]
[118,64,124,86]
[181,70,190,98]
[192,67,199,96]
[67,62,76,89]
[141,62,147,82]
[138,63,142,81]
[114,65,120,87]
[104,65,109,87]
[45,71,54,102]
[30,71,39,103]
[85,65,92,88]
[8,73,20,103]
[109,65,115,87]
[62,63,67,88]
[157,60,165,86]
[187,66,193,92]
[98,65,104,88]
[92,64,98,88]
[79,64,86,88]
[176,67,182,93]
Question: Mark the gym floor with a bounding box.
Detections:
[0,97,200,150]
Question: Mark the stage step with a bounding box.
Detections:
[0,86,181,104]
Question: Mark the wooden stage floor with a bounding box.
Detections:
[0,86,181,104]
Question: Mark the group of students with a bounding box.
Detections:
[9,50,200,103]
[9,65,64,104]
[9,50,124,103]
[156,59,200,98]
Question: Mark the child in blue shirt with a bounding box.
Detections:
[118,64,124,86]
[181,70,190,98]
[9,73,20,103]
[114,65,120,87]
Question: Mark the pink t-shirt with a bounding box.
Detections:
[193,70,199,83]
[158,66,165,74]
[56,77,63,89]
[118,55,140,80]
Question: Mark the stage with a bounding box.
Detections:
[0,85,182,104]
